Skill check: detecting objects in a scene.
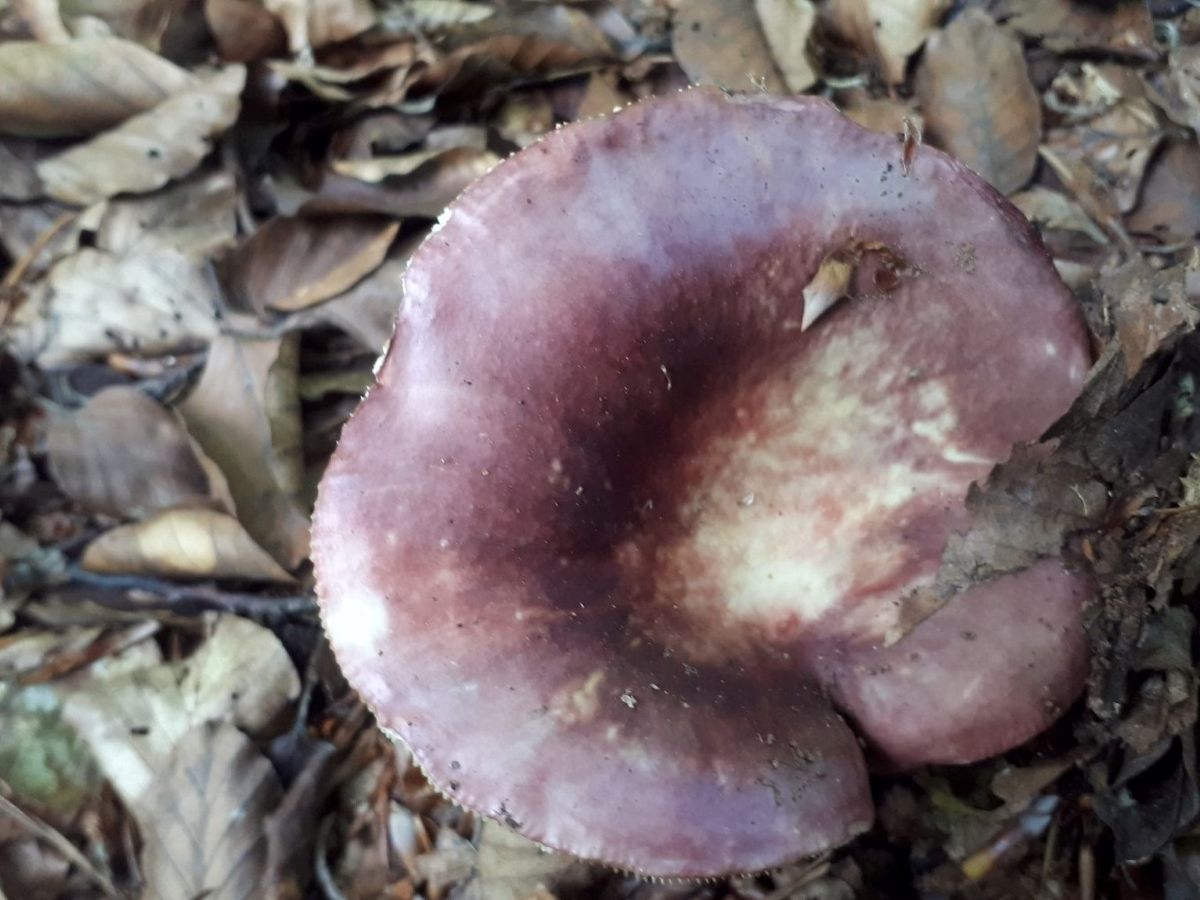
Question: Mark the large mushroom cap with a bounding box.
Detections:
[313,88,1092,877]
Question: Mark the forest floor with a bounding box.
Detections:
[2,0,1200,898]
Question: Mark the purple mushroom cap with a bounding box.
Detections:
[313,88,1092,877]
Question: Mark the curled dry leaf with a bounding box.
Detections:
[1104,257,1200,378]
[1145,45,1200,134]
[834,88,922,135]
[992,0,1156,56]
[0,37,193,138]
[823,0,951,85]
[140,722,281,900]
[1011,187,1108,245]
[1126,141,1200,244]
[45,386,213,519]
[303,147,500,219]
[673,0,784,93]
[37,65,246,206]
[8,247,221,365]
[179,334,310,570]
[915,9,1041,195]
[223,214,400,314]
[81,507,294,582]
[265,0,376,56]
[61,614,299,812]
[204,0,288,63]
[754,0,817,93]
[287,235,422,354]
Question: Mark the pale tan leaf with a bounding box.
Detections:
[265,0,374,55]
[46,386,213,519]
[379,0,493,33]
[1011,187,1108,245]
[60,614,298,810]
[81,507,293,581]
[992,0,1155,56]
[180,335,310,569]
[0,37,193,137]
[12,0,70,42]
[673,0,784,93]
[37,65,246,205]
[915,9,1041,194]
[754,0,816,93]
[141,722,280,900]
[457,824,587,900]
[8,247,221,365]
[204,0,287,63]
[823,0,950,85]
[0,137,44,201]
[94,169,238,259]
[1126,141,1200,244]
[223,215,399,314]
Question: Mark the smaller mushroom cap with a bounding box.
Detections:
[314,88,1092,877]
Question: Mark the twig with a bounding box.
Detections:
[65,567,318,624]
[0,786,123,898]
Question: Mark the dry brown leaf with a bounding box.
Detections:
[223,215,399,314]
[46,386,213,519]
[915,9,1041,194]
[180,335,310,569]
[265,0,375,56]
[93,169,239,260]
[754,0,817,93]
[81,507,293,581]
[993,0,1156,56]
[1145,45,1200,133]
[1041,98,1164,215]
[204,0,287,63]
[823,0,950,85]
[141,722,281,900]
[456,823,588,900]
[61,614,299,811]
[287,235,422,353]
[303,147,499,219]
[1106,257,1200,378]
[0,37,193,138]
[9,247,221,365]
[834,88,921,135]
[1126,141,1200,244]
[37,65,246,206]
[673,0,784,93]
[1011,187,1108,245]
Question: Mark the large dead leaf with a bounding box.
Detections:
[81,507,294,582]
[1105,256,1200,378]
[456,823,589,900]
[0,138,44,201]
[37,65,246,206]
[0,37,193,138]
[915,9,1041,194]
[1011,187,1108,245]
[179,335,310,569]
[754,0,817,93]
[46,386,213,519]
[93,169,239,260]
[992,0,1156,56]
[673,0,784,93]
[61,614,300,811]
[8,247,221,365]
[1145,45,1200,134]
[222,214,400,314]
[823,0,950,85]
[140,721,281,900]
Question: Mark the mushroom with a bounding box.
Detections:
[313,88,1093,877]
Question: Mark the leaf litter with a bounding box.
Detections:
[2,1,1200,898]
